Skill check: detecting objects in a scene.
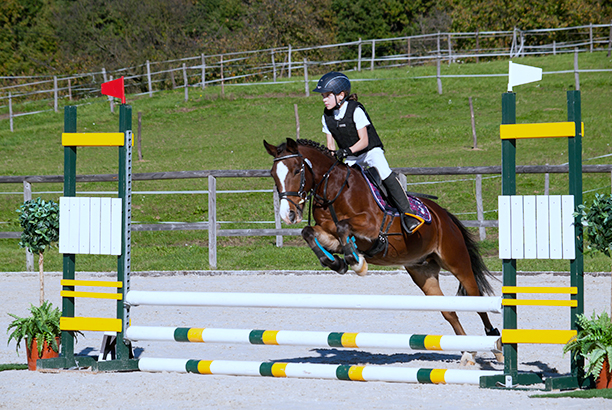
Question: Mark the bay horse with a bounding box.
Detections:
[264,138,502,365]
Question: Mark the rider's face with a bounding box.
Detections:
[322,91,345,110]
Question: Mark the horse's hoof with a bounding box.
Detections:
[460,351,476,366]
[493,351,504,363]
[352,256,368,276]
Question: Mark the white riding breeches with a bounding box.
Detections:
[344,147,393,180]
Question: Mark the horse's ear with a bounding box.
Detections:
[286,138,298,153]
[263,140,278,157]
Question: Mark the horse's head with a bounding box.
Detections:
[264,138,313,224]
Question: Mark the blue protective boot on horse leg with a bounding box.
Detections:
[301,226,348,274]
[382,172,424,235]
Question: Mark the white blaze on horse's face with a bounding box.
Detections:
[275,161,302,224]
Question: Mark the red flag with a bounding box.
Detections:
[101,77,126,104]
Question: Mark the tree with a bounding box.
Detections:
[576,193,612,317]
[17,197,60,306]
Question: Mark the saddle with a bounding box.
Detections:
[359,166,432,224]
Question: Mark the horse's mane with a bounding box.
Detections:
[296,139,335,159]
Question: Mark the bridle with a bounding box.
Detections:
[273,152,314,215]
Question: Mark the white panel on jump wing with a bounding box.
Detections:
[562,195,576,259]
[536,196,550,259]
[78,198,90,254]
[498,196,512,259]
[67,197,80,254]
[100,198,112,255]
[523,196,537,259]
[510,196,524,259]
[59,197,71,254]
[110,198,122,256]
[548,196,562,259]
[89,197,101,254]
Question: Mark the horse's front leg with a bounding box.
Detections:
[336,220,368,276]
[301,225,347,274]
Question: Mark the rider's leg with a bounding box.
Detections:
[383,173,423,235]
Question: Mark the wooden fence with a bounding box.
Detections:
[2,164,612,269]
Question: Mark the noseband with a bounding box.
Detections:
[273,153,313,213]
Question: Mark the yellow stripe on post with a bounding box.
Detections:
[271,363,288,377]
[61,279,122,288]
[60,316,122,332]
[62,132,126,147]
[502,299,578,307]
[429,369,447,384]
[197,360,213,374]
[187,328,204,342]
[502,286,577,294]
[262,330,279,345]
[423,335,443,350]
[348,365,366,381]
[61,290,122,300]
[502,329,577,344]
[500,122,584,139]
[341,333,359,348]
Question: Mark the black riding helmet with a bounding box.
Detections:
[313,72,351,108]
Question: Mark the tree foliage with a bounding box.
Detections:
[0,0,611,76]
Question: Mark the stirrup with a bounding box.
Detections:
[401,213,424,235]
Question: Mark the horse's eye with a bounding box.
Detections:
[293,169,300,176]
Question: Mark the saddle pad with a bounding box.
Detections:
[358,166,431,223]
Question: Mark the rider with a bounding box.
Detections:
[313,71,423,235]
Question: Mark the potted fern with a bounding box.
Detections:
[563,311,612,389]
[7,301,61,370]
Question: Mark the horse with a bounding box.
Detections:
[264,138,502,365]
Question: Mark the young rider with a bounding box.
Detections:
[313,71,422,234]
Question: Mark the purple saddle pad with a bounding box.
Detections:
[357,166,431,223]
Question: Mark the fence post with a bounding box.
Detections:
[208,175,217,269]
[288,44,292,78]
[608,20,612,57]
[8,91,13,132]
[448,33,452,65]
[574,48,580,91]
[53,76,58,113]
[170,69,176,89]
[68,78,72,101]
[137,112,143,161]
[371,40,376,71]
[358,38,362,71]
[519,30,525,57]
[23,181,34,271]
[407,37,411,66]
[272,50,277,82]
[109,75,115,113]
[146,60,152,97]
[511,28,517,57]
[553,40,556,55]
[589,23,593,53]
[201,54,206,89]
[273,187,283,248]
[437,31,441,58]
[183,63,188,102]
[304,59,309,97]
[220,55,225,97]
[545,167,550,195]
[436,56,442,95]
[475,30,480,63]
[475,175,486,240]
[469,97,477,149]
[294,104,300,139]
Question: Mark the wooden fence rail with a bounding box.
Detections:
[2,164,612,269]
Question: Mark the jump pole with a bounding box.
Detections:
[126,326,502,352]
[138,358,503,385]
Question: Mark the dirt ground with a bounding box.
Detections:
[1,270,610,409]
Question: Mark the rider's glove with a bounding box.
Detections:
[335,148,352,161]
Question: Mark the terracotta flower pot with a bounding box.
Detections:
[596,358,612,389]
[26,337,60,371]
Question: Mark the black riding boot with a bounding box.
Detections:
[383,173,422,234]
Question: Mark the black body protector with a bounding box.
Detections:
[323,101,383,157]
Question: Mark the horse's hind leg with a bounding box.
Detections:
[405,263,477,366]
[301,226,347,274]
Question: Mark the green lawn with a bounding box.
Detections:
[1,52,611,272]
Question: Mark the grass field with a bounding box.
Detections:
[1,52,611,272]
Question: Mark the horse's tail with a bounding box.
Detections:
[445,210,497,296]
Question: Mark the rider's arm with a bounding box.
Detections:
[348,127,369,154]
[326,133,336,151]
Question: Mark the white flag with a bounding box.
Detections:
[508,61,543,92]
